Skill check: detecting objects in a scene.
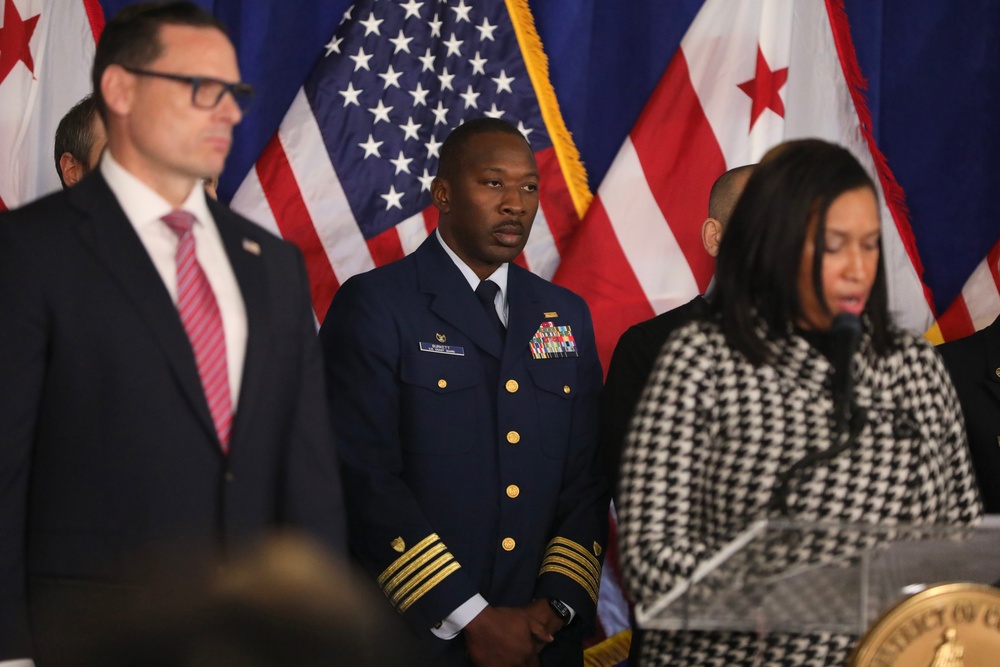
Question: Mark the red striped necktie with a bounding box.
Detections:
[162,210,232,453]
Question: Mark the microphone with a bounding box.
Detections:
[767,314,866,516]
[830,313,862,435]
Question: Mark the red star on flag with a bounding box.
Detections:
[0,0,41,85]
[737,46,788,131]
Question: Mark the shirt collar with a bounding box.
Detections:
[435,228,509,302]
[101,150,212,230]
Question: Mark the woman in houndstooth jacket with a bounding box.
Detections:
[617,139,982,666]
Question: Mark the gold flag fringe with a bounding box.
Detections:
[583,629,632,667]
[505,0,593,220]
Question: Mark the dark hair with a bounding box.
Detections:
[92,1,227,123]
[708,163,755,226]
[713,138,890,365]
[437,117,529,179]
[53,94,101,187]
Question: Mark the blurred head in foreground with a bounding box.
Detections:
[65,533,422,667]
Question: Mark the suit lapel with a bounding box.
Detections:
[67,175,218,443]
[213,204,270,447]
[415,237,504,358]
[502,265,543,374]
[983,316,1000,408]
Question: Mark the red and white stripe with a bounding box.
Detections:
[0,0,103,210]
[231,88,573,323]
[933,240,1000,342]
[553,0,934,369]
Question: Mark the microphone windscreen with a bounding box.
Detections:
[831,313,862,340]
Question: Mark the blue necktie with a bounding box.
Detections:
[475,280,505,340]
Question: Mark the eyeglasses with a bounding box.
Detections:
[122,66,255,113]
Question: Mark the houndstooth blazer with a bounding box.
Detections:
[618,317,982,665]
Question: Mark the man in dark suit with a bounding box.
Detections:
[320,118,608,667]
[600,164,754,499]
[938,313,1000,513]
[0,4,345,663]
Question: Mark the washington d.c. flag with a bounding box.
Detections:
[0,0,103,211]
[553,0,938,369]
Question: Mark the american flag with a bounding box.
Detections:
[930,238,1000,344]
[231,0,590,322]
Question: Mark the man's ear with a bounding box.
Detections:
[101,64,135,118]
[59,153,84,187]
[430,177,449,213]
[701,217,723,258]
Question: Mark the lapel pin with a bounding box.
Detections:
[544,311,558,318]
[242,238,261,255]
[436,333,447,342]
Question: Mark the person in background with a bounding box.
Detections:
[320,118,608,667]
[600,164,754,499]
[53,94,107,188]
[617,139,981,665]
[938,306,1000,514]
[0,3,345,664]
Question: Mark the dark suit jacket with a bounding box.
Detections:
[600,295,709,500]
[938,314,1000,513]
[319,236,608,664]
[0,172,346,660]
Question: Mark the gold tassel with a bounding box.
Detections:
[505,0,593,220]
[583,629,632,667]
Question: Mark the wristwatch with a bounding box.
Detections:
[548,597,572,625]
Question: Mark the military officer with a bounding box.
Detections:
[320,118,608,666]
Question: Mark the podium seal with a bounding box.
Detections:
[849,583,1000,666]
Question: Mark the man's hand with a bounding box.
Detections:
[463,605,549,667]
[522,598,566,642]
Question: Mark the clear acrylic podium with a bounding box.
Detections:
[634,517,1000,636]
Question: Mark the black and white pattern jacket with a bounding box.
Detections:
[618,317,982,665]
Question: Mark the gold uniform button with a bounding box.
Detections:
[995,367,1000,378]
[502,537,516,551]
[506,431,520,444]
[506,484,520,498]
[505,379,519,393]
[563,385,571,394]
[437,379,447,389]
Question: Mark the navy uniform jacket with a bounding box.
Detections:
[0,173,346,660]
[938,314,1000,513]
[320,235,608,644]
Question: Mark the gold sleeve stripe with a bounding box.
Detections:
[388,552,456,606]
[544,544,601,582]
[547,537,601,571]
[381,543,447,595]
[398,561,463,613]
[539,563,599,603]
[378,533,442,586]
[540,553,600,595]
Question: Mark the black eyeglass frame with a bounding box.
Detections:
[122,66,255,112]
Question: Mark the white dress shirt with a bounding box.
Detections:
[436,229,508,325]
[101,152,248,406]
